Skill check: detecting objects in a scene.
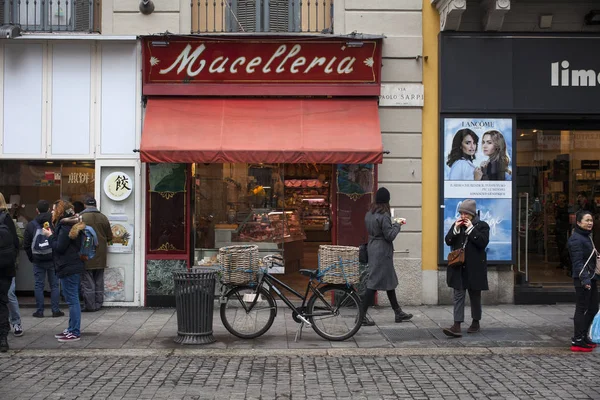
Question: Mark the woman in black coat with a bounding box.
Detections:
[42,200,86,343]
[567,209,598,352]
[443,199,489,337]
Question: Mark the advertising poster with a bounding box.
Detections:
[441,117,515,263]
[107,221,134,253]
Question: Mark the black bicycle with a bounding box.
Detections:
[219,255,364,341]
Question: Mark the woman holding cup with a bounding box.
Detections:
[360,187,413,325]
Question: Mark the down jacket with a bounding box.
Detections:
[47,216,86,278]
[568,225,597,287]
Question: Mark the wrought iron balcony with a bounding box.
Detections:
[192,0,333,34]
[1,0,101,33]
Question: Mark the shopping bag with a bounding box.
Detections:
[589,311,600,344]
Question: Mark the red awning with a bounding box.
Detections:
[140,98,383,164]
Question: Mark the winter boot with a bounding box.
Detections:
[394,308,413,323]
[443,322,462,338]
[467,320,480,333]
[0,336,8,353]
[571,337,594,352]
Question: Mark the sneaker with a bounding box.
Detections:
[57,332,80,343]
[54,329,69,339]
[52,311,65,318]
[584,336,598,349]
[0,336,8,352]
[13,324,23,337]
[32,311,44,318]
[571,338,594,352]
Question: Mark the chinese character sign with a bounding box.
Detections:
[104,172,133,201]
[440,117,515,263]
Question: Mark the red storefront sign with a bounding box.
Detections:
[142,36,382,96]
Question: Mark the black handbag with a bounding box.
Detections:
[359,243,368,264]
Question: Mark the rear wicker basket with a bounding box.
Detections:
[219,245,260,285]
[318,245,360,284]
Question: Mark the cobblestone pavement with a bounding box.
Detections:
[1,354,600,400]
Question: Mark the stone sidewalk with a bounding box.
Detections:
[2,303,585,355]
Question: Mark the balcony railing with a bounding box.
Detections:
[1,0,101,33]
[192,0,333,34]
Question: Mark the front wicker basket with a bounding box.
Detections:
[318,245,360,284]
[219,245,260,285]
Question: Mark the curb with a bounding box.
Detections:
[0,346,578,358]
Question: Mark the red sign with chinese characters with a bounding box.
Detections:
[142,36,382,96]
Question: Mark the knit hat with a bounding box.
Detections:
[458,199,477,217]
[375,187,391,204]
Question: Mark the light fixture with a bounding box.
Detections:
[140,0,155,15]
[584,10,600,25]
[539,14,553,29]
[150,41,169,47]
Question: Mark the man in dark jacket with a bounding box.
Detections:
[0,193,19,352]
[23,200,64,318]
[79,198,113,312]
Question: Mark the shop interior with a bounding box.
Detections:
[0,160,96,293]
[516,128,600,287]
[193,163,336,292]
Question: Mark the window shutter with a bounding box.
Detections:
[73,0,92,32]
[228,0,260,32]
[265,0,299,32]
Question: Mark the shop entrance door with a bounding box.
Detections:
[516,128,600,297]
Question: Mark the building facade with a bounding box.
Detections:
[430,0,600,304]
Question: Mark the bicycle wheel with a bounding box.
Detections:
[307,284,363,341]
[220,286,277,339]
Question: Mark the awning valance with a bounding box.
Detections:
[140,98,383,164]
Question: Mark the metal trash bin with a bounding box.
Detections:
[173,267,218,345]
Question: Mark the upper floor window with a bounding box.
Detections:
[192,0,333,34]
[2,0,101,32]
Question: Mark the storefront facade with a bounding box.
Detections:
[139,35,388,306]
[438,32,600,304]
[0,38,143,306]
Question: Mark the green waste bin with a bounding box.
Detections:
[173,267,218,345]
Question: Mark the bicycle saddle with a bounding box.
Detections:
[298,269,319,279]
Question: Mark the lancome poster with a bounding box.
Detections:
[444,118,513,199]
[440,116,516,264]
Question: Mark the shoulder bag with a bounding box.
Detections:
[583,237,600,276]
[448,237,468,268]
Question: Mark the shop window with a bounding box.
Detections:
[0,160,95,224]
[147,163,188,253]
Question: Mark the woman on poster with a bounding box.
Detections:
[447,129,480,180]
[443,199,489,337]
[478,130,511,181]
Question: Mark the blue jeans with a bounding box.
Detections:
[60,274,81,336]
[33,265,60,313]
[8,277,21,326]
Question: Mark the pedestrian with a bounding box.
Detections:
[73,201,85,215]
[0,192,20,352]
[443,199,490,337]
[79,198,112,312]
[42,200,85,342]
[24,200,64,318]
[360,187,413,326]
[8,209,24,337]
[567,209,599,352]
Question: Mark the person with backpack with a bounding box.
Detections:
[42,200,86,342]
[23,200,64,318]
[0,192,20,352]
[79,198,112,312]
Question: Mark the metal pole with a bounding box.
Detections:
[525,192,529,282]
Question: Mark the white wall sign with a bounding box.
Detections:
[104,171,133,201]
[379,83,424,107]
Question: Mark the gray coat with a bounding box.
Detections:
[364,210,401,291]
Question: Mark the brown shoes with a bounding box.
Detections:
[467,320,480,333]
[442,322,462,337]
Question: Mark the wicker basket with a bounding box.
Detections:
[318,245,360,284]
[219,245,260,285]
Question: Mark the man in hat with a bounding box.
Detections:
[79,198,112,312]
